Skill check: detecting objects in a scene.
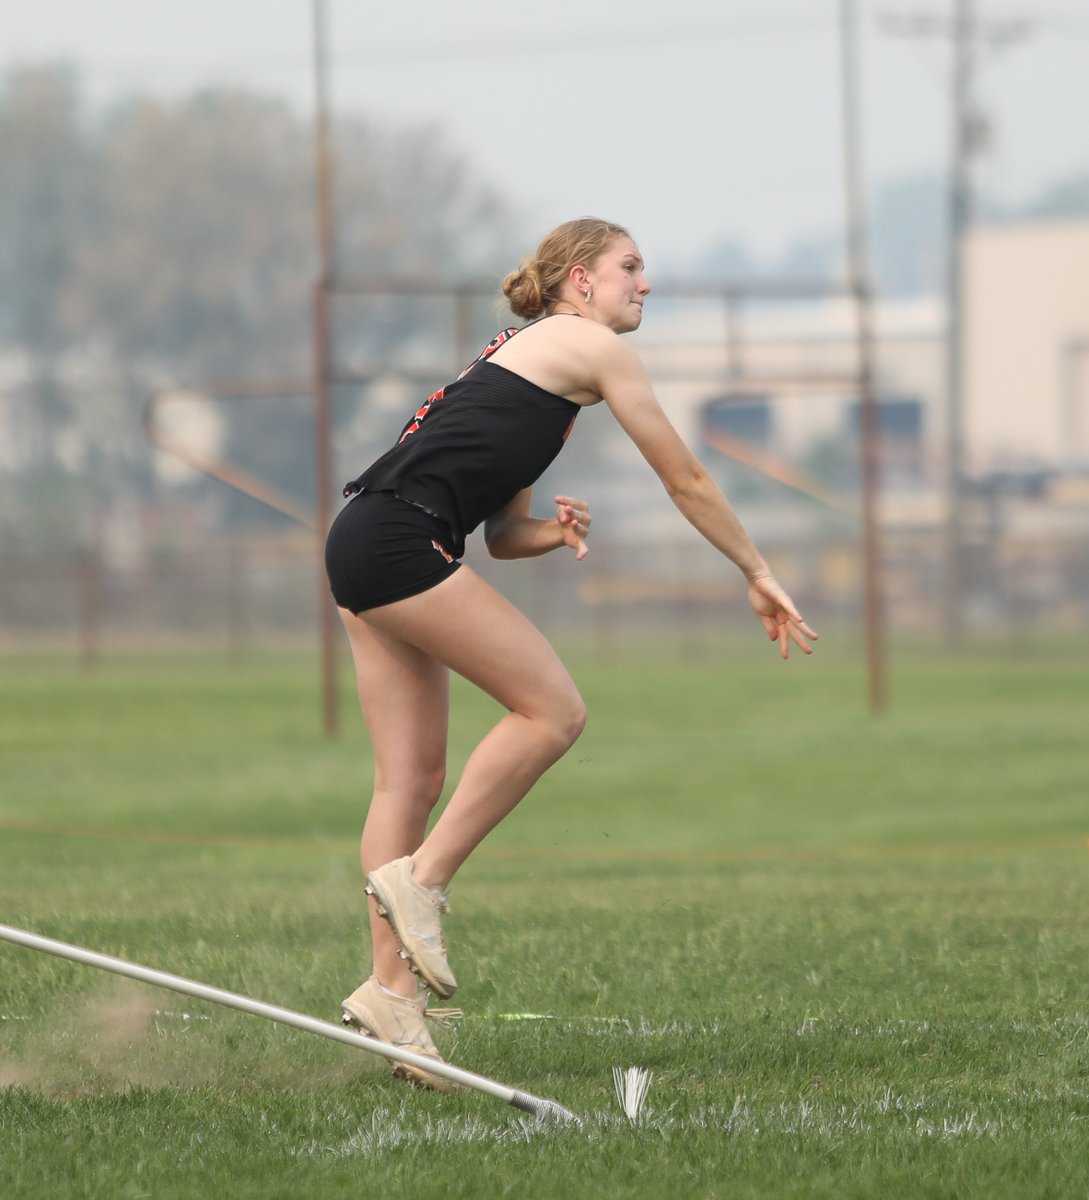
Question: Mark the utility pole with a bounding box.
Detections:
[944,0,975,646]
[312,0,340,737]
[839,0,887,713]
[879,5,1030,646]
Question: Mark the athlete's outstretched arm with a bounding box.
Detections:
[484,488,591,561]
[594,334,817,657]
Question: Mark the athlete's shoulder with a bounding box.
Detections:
[518,313,626,351]
[571,317,643,365]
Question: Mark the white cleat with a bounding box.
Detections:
[341,977,462,1092]
[365,857,458,998]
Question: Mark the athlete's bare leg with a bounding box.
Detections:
[337,611,450,997]
[338,563,586,907]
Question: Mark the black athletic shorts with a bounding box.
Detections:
[324,489,461,614]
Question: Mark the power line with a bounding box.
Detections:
[877,11,1033,46]
[0,14,839,83]
[331,17,837,65]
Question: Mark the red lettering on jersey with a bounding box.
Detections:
[396,328,519,445]
[398,385,445,443]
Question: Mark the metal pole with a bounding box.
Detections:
[0,923,580,1124]
[839,0,887,712]
[723,292,742,380]
[312,0,340,737]
[78,543,102,672]
[454,286,474,371]
[1061,337,1089,464]
[942,0,975,646]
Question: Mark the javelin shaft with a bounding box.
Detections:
[0,922,573,1120]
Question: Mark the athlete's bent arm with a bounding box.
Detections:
[484,489,591,561]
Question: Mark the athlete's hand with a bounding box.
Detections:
[747,573,818,659]
[555,495,591,560]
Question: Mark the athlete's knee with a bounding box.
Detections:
[375,762,446,815]
[544,691,587,756]
[569,694,589,744]
[415,762,447,811]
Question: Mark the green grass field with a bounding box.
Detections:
[2,638,1087,1199]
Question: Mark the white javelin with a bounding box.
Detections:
[0,922,580,1126]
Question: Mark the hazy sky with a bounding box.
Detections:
[4,1,1087,270]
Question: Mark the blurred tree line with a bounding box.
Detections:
[0,64,516,554]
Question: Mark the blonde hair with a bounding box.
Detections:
[502,217,632,320]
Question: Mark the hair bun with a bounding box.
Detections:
[502,263,546,320]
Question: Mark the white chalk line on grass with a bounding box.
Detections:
[551,1013,1089,1041]
[288,1015,1089,1158]
[290,1089,1040,1160]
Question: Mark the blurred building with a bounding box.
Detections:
[632,216,1089,522]
[965,218,1089,474]
[628,292,945,534]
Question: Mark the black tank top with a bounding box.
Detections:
[342,324,581,558]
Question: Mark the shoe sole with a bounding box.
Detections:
[341,1006,457,1093]
[364,879,457,999]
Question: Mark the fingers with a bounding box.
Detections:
[775,613,818,658]
[555,496,589,515]
[748,578,818,659]
[555,496,591,558]
[780,600,819,643]
[555,496,590,527]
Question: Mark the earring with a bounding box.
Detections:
[583,288,592,302]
